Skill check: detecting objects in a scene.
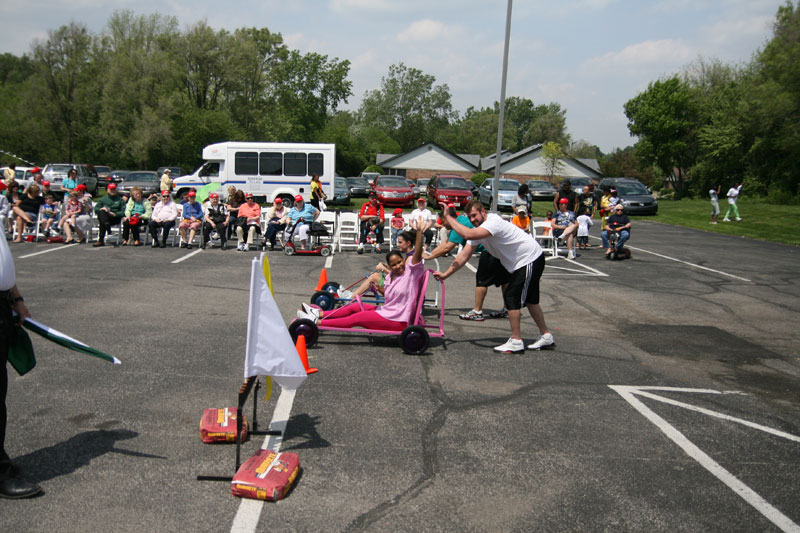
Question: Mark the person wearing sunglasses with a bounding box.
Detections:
[148,191,179,248]
[601,205,631,255]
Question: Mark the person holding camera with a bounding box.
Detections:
[201,193,229,250]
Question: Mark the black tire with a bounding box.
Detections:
[288,318,319,347]
[320,245,331,257]
[279,194,294,207]
[284,243,296,255]
[321,282,340,293]
[399,325,429,355]
[311,291,336,311]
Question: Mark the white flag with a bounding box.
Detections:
[243,253,308,390]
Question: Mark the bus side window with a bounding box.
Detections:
[308,153,324,176]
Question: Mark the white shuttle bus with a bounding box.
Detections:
[172,141,335,204]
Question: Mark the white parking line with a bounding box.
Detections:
[19,243,78,259]
[230,387,297,533]
[171,249,203,264]
[610,386,800,532]
[324,254,333,268]
[589,236,751,282]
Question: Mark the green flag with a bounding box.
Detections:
[195,182,222,204]
[8,326,36,376]
[23,318,121,365]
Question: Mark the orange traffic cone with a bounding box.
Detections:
[295,335,318,374]
[314,268,328,291]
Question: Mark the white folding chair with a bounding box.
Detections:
[533,220,557,256]
[336,211,360,252]
[12,205,43,242]
[317,211,337,250]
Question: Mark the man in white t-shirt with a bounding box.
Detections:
[434,200,555,354]
[409,197,435,250]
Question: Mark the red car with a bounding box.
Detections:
[426,174,473,209]
[372,175,414,207]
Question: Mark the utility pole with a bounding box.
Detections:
[491,0,513,212]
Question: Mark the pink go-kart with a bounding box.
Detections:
[289,269,445,355]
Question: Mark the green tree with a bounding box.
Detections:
[448,106,516,156]
[624,76,697,195]
[357,63,456,152]
[542,141,566,181]
[524,103,570,147]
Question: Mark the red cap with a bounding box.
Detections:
[108,183,117,190]
[42,180,50,186]
[558,198,569,204]
[0,181,6,192]
[417,197,426,203]
[446,203,456,209]
[187,190,196,197]
[209,193,218,199]
[31,167,41,173]
[161,190,170,195]
[274,197,282,204]
[393,208,402,215]
[76,184,87,191]
[294,194,303,202]
[245,193,254,199]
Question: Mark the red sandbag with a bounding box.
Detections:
[199,407,248,444]
[231,450,300,501]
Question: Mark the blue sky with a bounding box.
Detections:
[1,0,783,153]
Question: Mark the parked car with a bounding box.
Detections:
[108,170,131,186]
[42,164,98,195]
[416,178,430,198]
[329,177,351,206]
[527,179,557,201]
[346,176,371,198]
[558,176,593,193]
[94,165,113,187]
[372,175,414,207]
[1,166,35,189]
[478,178,520,211]
[157,166,183,177]
[597,177,658,215]
[426,174,473,209]
[118,170,160,197]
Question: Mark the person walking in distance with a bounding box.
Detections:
[434,200,555,354]
[723,183,743,222]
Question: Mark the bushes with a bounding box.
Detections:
[362,164,383,174]
[766,189,800,205]
[471,172,491,186]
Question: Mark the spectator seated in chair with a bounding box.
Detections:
[121,186,151,246]
[357,192,385,253]
[282,195,318,251]
[148,191,179,248]
[236,193,262,251]
[201,192,229,250]
[179,190,203,249]
[11,184,43,242]
[264,198,287,251]
[92,183,125,247]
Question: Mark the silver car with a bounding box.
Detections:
[478,178,520,211]
[42,164,98,195]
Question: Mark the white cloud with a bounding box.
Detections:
[329,0,393,13]
[583,39,694,73]
[702,15,773,48]
[397,19,460,42]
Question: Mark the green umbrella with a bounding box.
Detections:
[196,182,222,204]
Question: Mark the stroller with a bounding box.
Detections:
[284,220,332,256]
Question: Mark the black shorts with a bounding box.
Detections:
[476,251,510,287]
[502,254,545,310]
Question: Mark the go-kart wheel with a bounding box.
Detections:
[319,245,331,257]
[311,290,336,311]
[399,325,429,355]
[321,282,340,294]
[289,318,319,347]
[284,243,296,256]
[621,248,631,259]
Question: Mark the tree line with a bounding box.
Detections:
[623,2,800,201]
[0,10,587,178]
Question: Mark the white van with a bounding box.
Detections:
[172,142,335,204]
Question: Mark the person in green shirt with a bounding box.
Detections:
[93,183,126,247]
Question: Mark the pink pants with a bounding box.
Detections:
[321,301,406,331]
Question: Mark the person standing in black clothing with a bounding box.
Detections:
[0,182,42,498]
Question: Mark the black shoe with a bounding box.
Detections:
[152,241,159,248]
[199,244,205,249]
[0,477,42,499]
[160,243,166,248]
[92,241,105,247]
[221,243,227,250]
[180,242,188,248]
[186,243,192,250]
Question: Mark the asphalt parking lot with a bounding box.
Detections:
[2,221,799,532]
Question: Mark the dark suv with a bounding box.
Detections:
[597,177,658,215]
[426,174,473,209]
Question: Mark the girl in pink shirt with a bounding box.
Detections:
[298,221,425,331]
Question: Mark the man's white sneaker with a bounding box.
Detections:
[528,333,555,350]
[494,337,525,354]
[459,309,484,321]
[722,218,731,222]
[567,250,576,260]
[300,303,321,321]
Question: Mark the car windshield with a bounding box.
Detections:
[439,178,469,190]
[528,181,552,190]
[616,183,649,195]
[417,179,429,186]
[95,166,111,173]
[111,170,131,177]
[377,177,408,187]
[499,181,519,191]
[335,178,347,188]
[567,178,591,188]
[347,178,369,187]
[126,172,158,181]
[46,165,73,174]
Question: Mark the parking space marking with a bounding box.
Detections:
[610,385,800,532]
[324,254,333,268]
[171,249,203,264]
[545,255,609,277]
[230,386,297,533]
[19,243,78,259]
[588,236,751,282]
